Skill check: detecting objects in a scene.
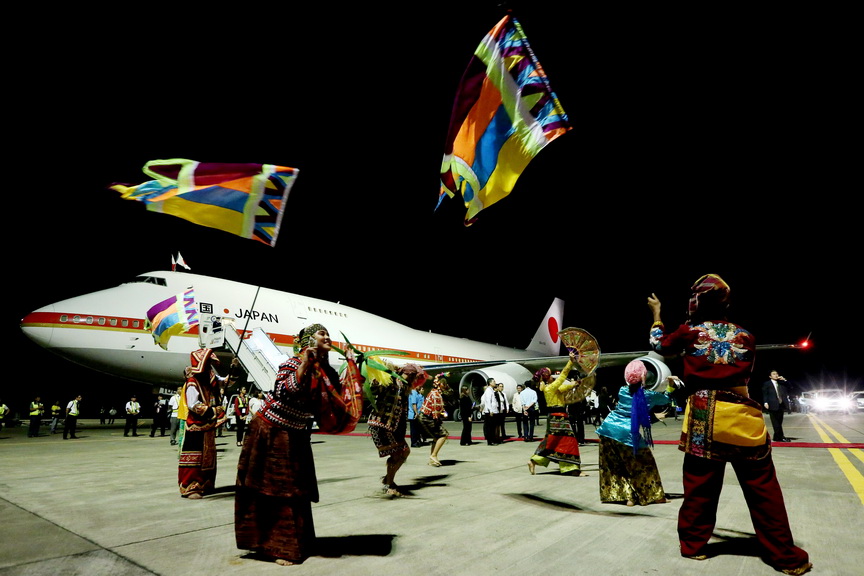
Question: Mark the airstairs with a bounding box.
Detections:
[201,317,289,393]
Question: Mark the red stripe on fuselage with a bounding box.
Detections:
[21,311,482,366]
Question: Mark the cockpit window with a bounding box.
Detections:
[124,275,168,287]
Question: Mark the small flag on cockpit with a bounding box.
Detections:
[176,252,190,270]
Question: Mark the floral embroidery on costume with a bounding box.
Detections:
[692,322,751,365]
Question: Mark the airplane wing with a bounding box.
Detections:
[412,342,806,409]
[419,350,646,377]
[402,343,803,378]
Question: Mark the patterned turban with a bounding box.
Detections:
[688,273,731,318]
[535,367,551,381]
[188,348,220,375]
[400,363,430,389]
[295,323,327,351]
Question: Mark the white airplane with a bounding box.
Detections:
[18,270,800,418]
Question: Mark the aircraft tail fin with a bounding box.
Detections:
[526,298,565,356]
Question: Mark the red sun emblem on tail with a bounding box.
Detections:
[548,317,560,343]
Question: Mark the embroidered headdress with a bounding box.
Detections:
[188,348,219,375]
[295,323,327,352]
[688,273,731,321]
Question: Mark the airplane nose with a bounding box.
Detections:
[20,305,55,349]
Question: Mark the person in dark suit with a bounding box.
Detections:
[459,386,474,445]
[762,370,791,442]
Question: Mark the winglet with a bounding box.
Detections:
[525,298,564,356]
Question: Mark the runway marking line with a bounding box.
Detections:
[808,414,864,506]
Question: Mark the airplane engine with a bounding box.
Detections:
[635,352,672,391]
[458,363,536,405]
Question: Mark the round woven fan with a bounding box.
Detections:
[558,327,600,376]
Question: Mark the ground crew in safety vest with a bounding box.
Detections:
[28,396,44,438]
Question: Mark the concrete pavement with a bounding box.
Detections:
[1,411,862,575]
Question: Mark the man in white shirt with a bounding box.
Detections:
[586,389,600,425]
[480,379,500,445]
[168,386,183,445]
[63,395,82,439]
[520,384,539,441]
[124,395,141,437]
[247,391,265,418]
[216,387,228,437]
[511,384,525,438]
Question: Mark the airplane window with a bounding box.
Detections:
[110,319,117,326]
[98,318,106,325]
[60,315,68,322]
[86,316,94,324]
[73,315,81,323]
[122,319,129,327]
[133,320,140,328]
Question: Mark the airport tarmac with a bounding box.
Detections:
[1,411,862,576]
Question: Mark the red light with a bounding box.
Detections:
[799,340,811,349]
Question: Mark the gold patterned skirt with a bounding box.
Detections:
[597,435,666,505]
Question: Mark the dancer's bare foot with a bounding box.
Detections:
[275,558,295,566]
[527,460,535,475]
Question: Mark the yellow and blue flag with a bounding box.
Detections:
[438,14,571,226]
[111,159,298,246]
[145,288,198,350]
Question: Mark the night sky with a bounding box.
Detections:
[8,2,859,414]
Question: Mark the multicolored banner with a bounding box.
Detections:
[111,159,298,246]
[438,15,571,225]
[145,288,198,350]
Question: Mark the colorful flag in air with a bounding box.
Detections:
[145,288,198,350]
[438,14,571,226]
[111,159,299,246]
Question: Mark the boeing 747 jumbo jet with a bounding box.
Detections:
[19,270,799,413]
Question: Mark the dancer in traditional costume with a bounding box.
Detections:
[235,323,362,566]
[648,274,811,575]
[179,348,238,498]
[596,360,671,506]
[366,361,428,496]
[528,351,592,476]
[418,373,451,467]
